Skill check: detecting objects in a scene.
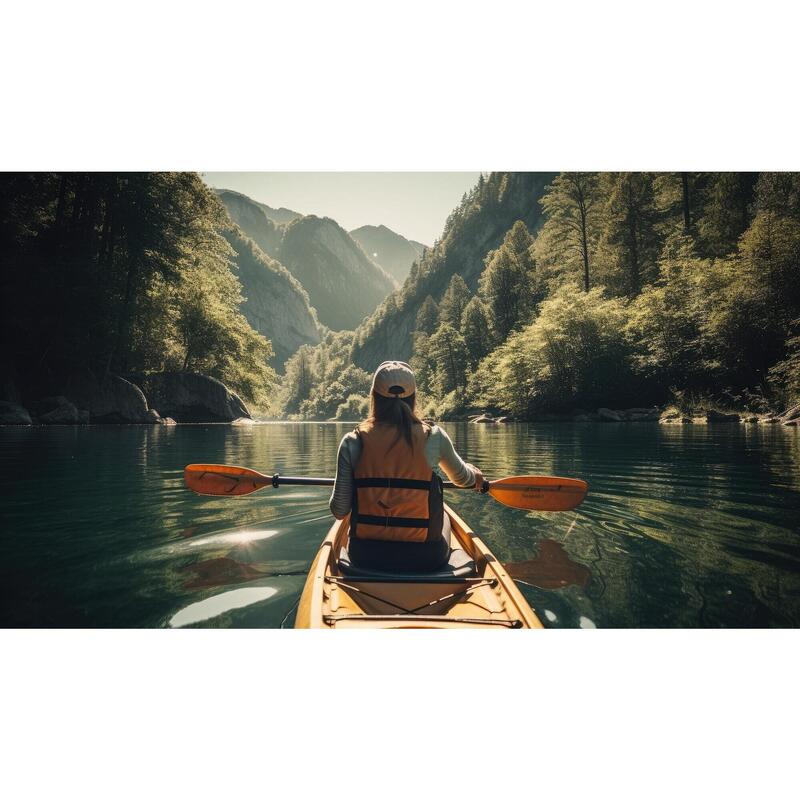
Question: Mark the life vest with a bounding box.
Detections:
[350,420,444,544]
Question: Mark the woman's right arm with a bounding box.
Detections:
[434,426,484,490]
[329,433,359,519]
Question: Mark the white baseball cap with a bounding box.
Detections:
[371,360,416,398]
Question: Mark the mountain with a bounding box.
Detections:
[349,224,427,283]
[350,172,557,369]
[215,189,284,259]
[222,226,322,367]
[255,201,302,226]
[216,189,397,331]
[278,215,397,331]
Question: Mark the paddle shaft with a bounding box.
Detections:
[255,474,487,491]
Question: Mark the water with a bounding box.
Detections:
[1,422,798,628]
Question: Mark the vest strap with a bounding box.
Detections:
[356,514,430,528]
[354,477,431,491]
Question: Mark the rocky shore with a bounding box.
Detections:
[464,404,800,427]
[0,371,252,426]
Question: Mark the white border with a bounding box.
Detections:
[2,2,799,797]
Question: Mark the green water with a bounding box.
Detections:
[1,422,798,628]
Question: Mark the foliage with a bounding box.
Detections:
[334,393,370,421]
[479,220,542,339]
[438,274,471,329]
[460,296,493,369]
[415,295,440,335]
[536,172,601,291]
[472,287,637,415]
[0,172,277,406]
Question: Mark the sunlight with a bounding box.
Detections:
[187,529,280,548]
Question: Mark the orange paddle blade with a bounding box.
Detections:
[487,476,588,511]
[184,464,271,496]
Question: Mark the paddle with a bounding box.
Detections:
[184,464,588,512]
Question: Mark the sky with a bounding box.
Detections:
[202,172,481,245]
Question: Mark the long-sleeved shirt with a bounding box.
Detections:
[329,424,477,519]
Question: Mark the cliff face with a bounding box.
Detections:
[349,224,427,283]
[217,189,397,333]
[223,228,322,368]
[278,216,397,331]
[350,172,556,368]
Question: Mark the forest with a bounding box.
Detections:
[1,173,276,408]
[279,172,800,420]
[2,171,798,423]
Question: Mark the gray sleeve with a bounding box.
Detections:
[432,426,477,488]
[329,433,360,519]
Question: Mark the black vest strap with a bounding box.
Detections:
[354,477,431,491]
[356,514,430,528]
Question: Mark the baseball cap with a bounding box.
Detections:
[371,360,416,398]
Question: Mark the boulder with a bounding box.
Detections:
[135,372,251,423]
[780,403,800,423]
[597,408,624,422]
[40,399,79,424]
[706,410,740,424]
[29,396,72,417]
[145,408,162,424]
[0,401,32,425]
[65,370,151,423]
[232,416,255,425]
[160,417,177,425]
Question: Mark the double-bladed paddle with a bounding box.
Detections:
[184,464,588,512]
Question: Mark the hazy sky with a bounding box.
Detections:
[202,172,481,245]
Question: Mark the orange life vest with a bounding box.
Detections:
[350,420,444,544]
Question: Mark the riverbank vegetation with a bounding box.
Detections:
[1,173,276,407]
[279,172,800,420]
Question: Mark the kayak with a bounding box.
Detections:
[295,504,543,629]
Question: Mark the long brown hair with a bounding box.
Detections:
[360,391,425,450]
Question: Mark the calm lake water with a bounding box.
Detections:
[1,422,799,628]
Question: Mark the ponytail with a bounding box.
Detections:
[360,391,424,451]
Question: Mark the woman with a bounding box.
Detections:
[329,360,485,572]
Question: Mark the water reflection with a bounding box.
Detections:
[169,586,279,627]
[505,540,591,589]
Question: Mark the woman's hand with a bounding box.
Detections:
[470,465,485,492]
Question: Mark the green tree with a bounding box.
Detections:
[479,221,541,338]
[696,172,758,257]
[427,323,469,398]
[415,294,440,335]
[596,172,662,296]
[460,295,493,368]
[438,274,471,329]
[280,345,317,415]
[474,287,636,415]
[538,172,601,292]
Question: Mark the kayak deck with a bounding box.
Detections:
[295,504,543,629]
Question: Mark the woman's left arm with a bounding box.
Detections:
[329,433,358,519]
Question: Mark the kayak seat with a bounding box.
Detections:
[337,546,477,581]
